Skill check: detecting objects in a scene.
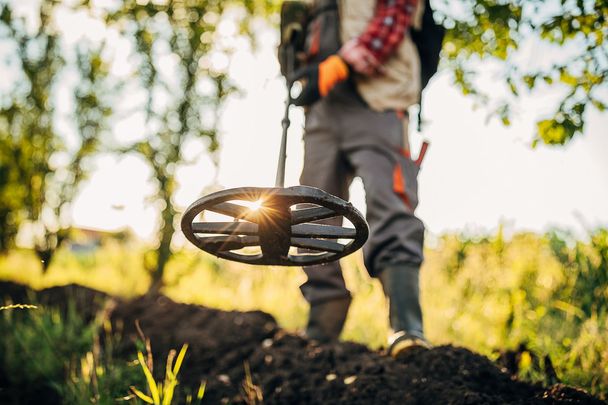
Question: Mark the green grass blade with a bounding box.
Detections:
[197,381,206,401]
[131,386,154,404]
[137,351,160,404]
[172,344,189,376]
[0,304,38,311]
[161,380,177,405]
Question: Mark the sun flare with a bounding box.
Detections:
[244,199,264,211]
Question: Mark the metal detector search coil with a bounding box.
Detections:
[181,185,368,266]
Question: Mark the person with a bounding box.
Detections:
[287,0,430,357]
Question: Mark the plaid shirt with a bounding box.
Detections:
[357,0,418,63]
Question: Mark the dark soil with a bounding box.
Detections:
[1,281,605,404]
[0,280,108,322]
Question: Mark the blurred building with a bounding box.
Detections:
[67,227,132,255]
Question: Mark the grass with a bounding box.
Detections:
[0,300,114,403]
[0,295,200,404]
[0,229,606,399]
[0,303,38,310]
[130,344,205,405]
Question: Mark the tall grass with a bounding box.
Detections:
[422,229,608,395]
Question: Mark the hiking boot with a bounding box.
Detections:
[387,330,431,358]
[378,263,428,353]
[305,295,351,343]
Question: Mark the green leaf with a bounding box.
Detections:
[559,70,578,86]
[536,119,575,145]
[591,99,606,112]
[523,75,537,89]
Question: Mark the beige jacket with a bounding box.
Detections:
[339,0,423,111]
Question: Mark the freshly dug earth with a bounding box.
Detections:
[109,293,603,404]
[1,282,604,404]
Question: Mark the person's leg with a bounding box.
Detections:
[344,111,427,353]
[299,101,353,341]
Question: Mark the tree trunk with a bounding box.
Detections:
[34,229,67,273]
[35,248,54,273]
[149,197,176,291]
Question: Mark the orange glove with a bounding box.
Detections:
[291,55,350,106]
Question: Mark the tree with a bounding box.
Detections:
[438,0,606,145]
[102,0,274,287]
[0,1,112,269]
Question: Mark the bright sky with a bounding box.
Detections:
[55,10,608,242]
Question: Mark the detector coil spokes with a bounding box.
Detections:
[181,185,368,266]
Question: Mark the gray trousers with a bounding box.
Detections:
[299,84,425,304]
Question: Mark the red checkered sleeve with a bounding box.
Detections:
[357,0,418,63]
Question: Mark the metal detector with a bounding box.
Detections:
[181,41,369,266]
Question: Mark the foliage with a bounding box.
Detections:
[548,228,608,319]
[439,0,607,145]
[425,228,608,396]
[0,1,113,268]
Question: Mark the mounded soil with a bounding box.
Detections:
[1,281,605,404]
